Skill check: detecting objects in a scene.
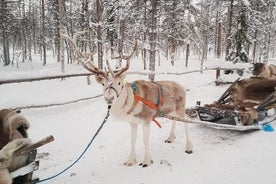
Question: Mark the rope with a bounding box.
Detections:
[37,106,111,183]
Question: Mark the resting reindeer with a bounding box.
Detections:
[252,63,276,79]
[0,138,31,184]
[0,109,30,149]
[0,109,31,183]
[61,32,193,167]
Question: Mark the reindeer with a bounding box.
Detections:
[0,138,31,184]
[0,109,30,150]
[0,109,31,183]
[61,32,193,167]
[252,63,276,79]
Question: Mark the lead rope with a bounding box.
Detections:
[37,105,111,183]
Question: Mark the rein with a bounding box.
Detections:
[131,82,164,128]
[37,106,111,183]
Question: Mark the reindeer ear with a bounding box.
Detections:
[95,74,106,84]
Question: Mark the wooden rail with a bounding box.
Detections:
[0,67,244,85]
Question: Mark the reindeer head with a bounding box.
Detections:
[96,60,129,105]
[61,30,137,106]
[251,63,265,76]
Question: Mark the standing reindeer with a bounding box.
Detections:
[61,32,193,167]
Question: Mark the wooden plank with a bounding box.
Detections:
[25,149,37,182]
[162,114,260,131]
[10,161,39,179]
[217,78,240,103]
[14,136,54,156]
[0,73,92,85]
[0,67,245,85]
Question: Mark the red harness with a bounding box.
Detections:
[132,82,163,128]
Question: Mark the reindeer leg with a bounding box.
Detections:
[139,124,153,167]
[184,123,193,154]
[124,123,137,166]
[165,121,176,143]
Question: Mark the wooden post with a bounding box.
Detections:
[215,68,221,86]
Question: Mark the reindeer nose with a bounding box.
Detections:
[105,96,114,104]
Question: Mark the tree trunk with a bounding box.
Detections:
[27,0,32,62]
[225,0,234,58]
[1,0,10,66]
[202,3,209,62]
[58,0,64,72]
[85,0,93,57]
[96,0,103,69]
[32,2,37,55]
[216,21,222,58]
[53,0,60,62]
[143,0,147,70]
[41,0,47,66]
[185,43,189,67]
[21,2,27,63]
[252,30,257,63]
[117,0,126,69]
[170,0,177,66]
[149,0,158,81]
[185,0,191,68]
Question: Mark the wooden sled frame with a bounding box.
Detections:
[194,78,276,127]
[10,136,54,184]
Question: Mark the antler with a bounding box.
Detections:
[108,39,138,77]
[60,29,106,77]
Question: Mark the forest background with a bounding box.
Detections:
[0,0,276,78]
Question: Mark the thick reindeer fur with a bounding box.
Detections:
[0,109,30,149]
[100,74,193,167]
[252,63,276,79]
[0,139,31,184]
[229,77,276,106]
[228,77,276,125]
[111,80,186,120]
[0,109,31,183]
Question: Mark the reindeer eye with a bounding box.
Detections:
[102,83,104,86]
[118,82,121,85]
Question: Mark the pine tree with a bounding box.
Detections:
[226,3,249,63]
[234,6,249,63]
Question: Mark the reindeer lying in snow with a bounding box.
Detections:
[252,63,276,79]
[61,32,193,167]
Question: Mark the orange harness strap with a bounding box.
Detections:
[133,83,163,128]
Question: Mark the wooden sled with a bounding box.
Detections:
[185,78,276,131]
[10,135,54,184]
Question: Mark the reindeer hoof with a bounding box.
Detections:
[139,163,148,167]
[165,136,175,143]
[139,160,153,167]
[185,150,193,154]
[124,162,134,166]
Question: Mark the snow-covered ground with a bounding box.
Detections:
[1,55,276,184]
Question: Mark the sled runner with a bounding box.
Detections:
[188,78,276,131]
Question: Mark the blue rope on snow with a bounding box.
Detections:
[37,106,111,183]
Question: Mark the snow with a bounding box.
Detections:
[1,54,276,184]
